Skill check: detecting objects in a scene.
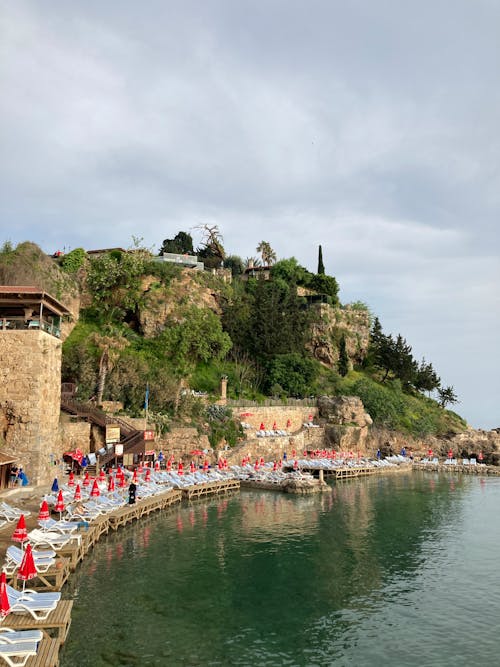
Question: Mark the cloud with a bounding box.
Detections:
[1,0,499,428]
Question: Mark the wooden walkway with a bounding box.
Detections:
[108,489,182,530]
[182,478,240,500]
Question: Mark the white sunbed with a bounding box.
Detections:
[37,518,80,534]
[4,546,56,575]
[28,529,80,551]
[0,637,39,667]
[6,583,60,606]
[0,504,31,523]
[0,628,43,644]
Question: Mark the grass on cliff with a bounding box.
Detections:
[333,370,466,437]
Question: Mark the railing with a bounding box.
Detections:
[226,398,317,408]
[0,317,61,338]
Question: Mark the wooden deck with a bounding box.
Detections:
[284,464,379,479]
[6,556,71,592]
[25,637,60,667]
[182,478,240,500]
[6,600,73,645]
[108,489,182,530]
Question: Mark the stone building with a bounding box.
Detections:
[0,286,71,486]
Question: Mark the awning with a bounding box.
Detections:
[0,452,16,466]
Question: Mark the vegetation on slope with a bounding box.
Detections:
[0,237,466,440]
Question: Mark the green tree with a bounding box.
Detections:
[338,334,349,377]
[309,273,339,304]
[159,231,194,255]
[438,386,458,408]
[270,257,311,286]
[160,307,232,413]
[317,245,325,274]
[414,358,441,394]
[267,353,317,397]
[223,255,244,277]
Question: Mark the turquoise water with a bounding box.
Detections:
[60,473,500,666]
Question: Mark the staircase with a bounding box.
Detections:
[61,397,147,468]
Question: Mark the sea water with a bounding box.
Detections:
[60,472,500,666]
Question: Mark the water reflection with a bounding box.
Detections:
[61,473,496,667]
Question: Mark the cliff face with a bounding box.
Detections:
[139,272,221,338]
[307,304,370,368]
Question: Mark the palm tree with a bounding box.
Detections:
[256,241,277,266]
[90,331,129,406]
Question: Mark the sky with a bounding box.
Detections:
[1,1,499,429]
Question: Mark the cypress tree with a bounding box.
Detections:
[338,335,349,377]
[317,245,325,274]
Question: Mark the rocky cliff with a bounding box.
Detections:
[308,304,370,368]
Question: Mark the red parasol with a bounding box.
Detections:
[132,469,138,483]
[0,572,10,618]
[12,514,28,546]
[99,469,106,482]
[154,460,160,471]
[190,449,203,456]
[38,500,50,522]
[68,471,75,487]
[448,449,453,459]
[90,479,100,497]
[272,421,277,430]
[177,461,184,476]
[83,471,90,486]
[203,460,208,472]
[190,461,196,473]
[17,544,37,587]
[55,490,65,518]
[286,419,292,428]
[239,412,253,417]
[166,460,172,471]
[145,468,151,482]
[118,475,126,488]
[74,484,82,501]
[259,423,265,430]
[138,465,143,474]
[108,476,115,492]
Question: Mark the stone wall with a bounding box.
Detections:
[0,331,62,485]
[235,406,318,433]
[58,419,91,455]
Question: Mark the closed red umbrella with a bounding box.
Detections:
[145,468,151,482]
[83,471,90,486]
[0,572,10,618]
[190,461,196,473]
[272,421,277,430]
[12,514,28,547]
[132,469,138,483]
[38,500,50,522]
[178,461,184,476]
[74,484,82,501]
[167,460,172,471]
[286,419,292,428]
[68,471,75,487]
[259,423,265,430]
[447,449,453,459]
[203,460,208,472]
[55,490,65,520]
[17,544,37,591]
[90,479,100,497]
[99,469,106,482]
[108,476,115,492]
[154,460,160,471]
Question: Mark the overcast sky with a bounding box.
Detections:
[1,1,499,429]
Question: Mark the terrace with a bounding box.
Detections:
[0,286,71,338]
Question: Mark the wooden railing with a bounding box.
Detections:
[60,397,147,467]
